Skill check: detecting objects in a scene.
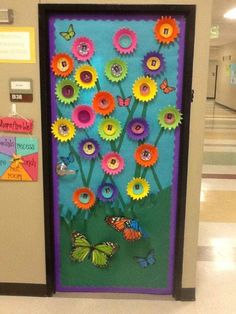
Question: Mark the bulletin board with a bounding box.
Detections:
[39,4,195,297]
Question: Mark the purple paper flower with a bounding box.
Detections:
[78,138,100,159]
[126,118,149,141]
[142,52,165,77]
[97,182,118,202]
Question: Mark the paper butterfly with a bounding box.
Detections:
[160,79,176,94]
[59,24,75,41]
[71,232,119,268]
[60,152,74,166]
[117,96,132,107]
[133,249,156,268]
[105,216,148,241]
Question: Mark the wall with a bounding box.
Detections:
[215,41,236,110]
[0,0,212,292]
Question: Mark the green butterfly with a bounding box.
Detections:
[71,232,119,268]
[60,24,75,41]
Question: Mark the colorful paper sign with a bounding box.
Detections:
[0,117,33,133]
[0,136,38,181]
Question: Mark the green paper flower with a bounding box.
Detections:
[105,58,128,83]
[98,117,122,141]
[55,79,79,105]
[158,106,182,130]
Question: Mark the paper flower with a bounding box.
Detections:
[72,105,96,129]
[154,16,179,45]
[127,177,150,200]
[78,138,100,159]
[92,91,116,116]
[55,79,79,105]
[72,187,96,210]
[158,106,182,130]
[51,53,74,77]
[51,118,76,142]
[126,118,149,141]
[98,118,121,141]
[113,28,137,54]
[132,76,157,102]
[74,64,98,89]
[142,52,165,77]
[97,182,118,202]
[134,143,158,168]
[72,37,94,61]
[105,58,128,83]
[101,152,125,175]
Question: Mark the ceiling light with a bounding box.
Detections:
[224,8,236,19]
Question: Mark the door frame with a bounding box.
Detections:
[38,3,195,299]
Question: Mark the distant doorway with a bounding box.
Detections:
[207,60,218,99]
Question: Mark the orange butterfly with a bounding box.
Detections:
[160,79,176,94]
[105,216,147,241]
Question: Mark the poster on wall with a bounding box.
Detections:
[230,63,236,85]
[0,136,38,181]
[42,5,194,295]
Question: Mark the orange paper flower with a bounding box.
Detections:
[51,53,74,77]
[134,143,158,167]
[154,16,179,44]
[92,91,116,116]
[72,187,96,210]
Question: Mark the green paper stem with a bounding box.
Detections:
[86,159,96,187]
[141,104,148,118]
[116,99,139,152]
[108,176,125,212]
[68,142,87,186]
[57,107,63,118]
[151,166,163,191]
[154,128,164,146]
[83,129,90,139]
[141,167,148,178]
[158,43,163,53]
[110,141,117,151]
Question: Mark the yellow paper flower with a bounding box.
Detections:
[127,177,150,200]
[51,118,76,142]
[74,64,98,89]
[132,76,157,102]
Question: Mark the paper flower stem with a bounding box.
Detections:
[86,159,96,187]
[109,176,125,212]
[87,60,101,91]
[83,129,90,139]
[154,128,164,146]
[141,103,148,119]
[57,107,63,118]
[117,99,139,152]
[110,141,117,151]
[158,43,163,53]
[151,166,163,191]
[68,142,87,186]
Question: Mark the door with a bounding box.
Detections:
[39,4,195,296]
[207,60,218,99]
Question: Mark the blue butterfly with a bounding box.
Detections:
[133,249,156,268]
[60,152,74,166]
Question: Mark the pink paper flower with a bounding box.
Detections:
[113,28,137,55]
[101,152,125,175]
[72,37,95,61]
[72,105,95,129]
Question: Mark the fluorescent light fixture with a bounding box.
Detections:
[210,25,219,39]
[224,8,236,19]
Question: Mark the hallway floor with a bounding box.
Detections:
[0,102,235,313]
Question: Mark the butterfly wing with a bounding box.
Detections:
[133,257,149,268]
[146,250,156,265]
[117,96,124,107]
[123,228,142,241]
[68,24,75,39]
[163,86,176,94]
[160,79,168,91]
[105,216,129,232]
[124,96,132,107]
[59,32,71,41]
[71,232,90,262]
[92,242,118,267]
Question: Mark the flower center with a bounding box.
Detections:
[133,183,144,195]
[119,35,132,48]
[111,63,123,77]
[57,58,69,72]
[78,110,91,123]
[79,192,90,204]
[78,42,89,56]
[146,57,161,70]
[164,112,176,124]
[107,157,119,170]
[62,85,74,98]
[58,124,69,136]
[102,186,113,198]
[131,122,144,135]
[104,123,116,136]
[80,71,92,83]
[140,83,150,95]
[160,23,174,38]
[83,142,96,155]
[141,149,152,161]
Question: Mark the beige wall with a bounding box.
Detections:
[215,41,236,110]
[0,0,212,290]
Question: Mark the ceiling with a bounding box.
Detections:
[211,0,236,46]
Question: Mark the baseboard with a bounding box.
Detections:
[175,288,196,301]
[215,101,236,113]
[0,283,48,297]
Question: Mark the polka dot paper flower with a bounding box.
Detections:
[154,16,179,45]
[101,152,125,176]
[158,106,182,130]
[134,143,158,168]
[113,28,137,54]
[72,187,96,210]
[105,58,128,83]
[127,177,150,201]
[126,118,149,141]
[51,118,76,142]
[98,117,121,141]
[97,182,118,202]
[92,91,116,116]
[74,64,98,89]
[132,76,157,102]
[51,53,74,77]
[72,37,94,61]
[72,105,96,129]
[142,52,165,77]
[55,79,79,105]
[78,138,100,159]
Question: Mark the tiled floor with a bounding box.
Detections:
[1,101,236,313]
